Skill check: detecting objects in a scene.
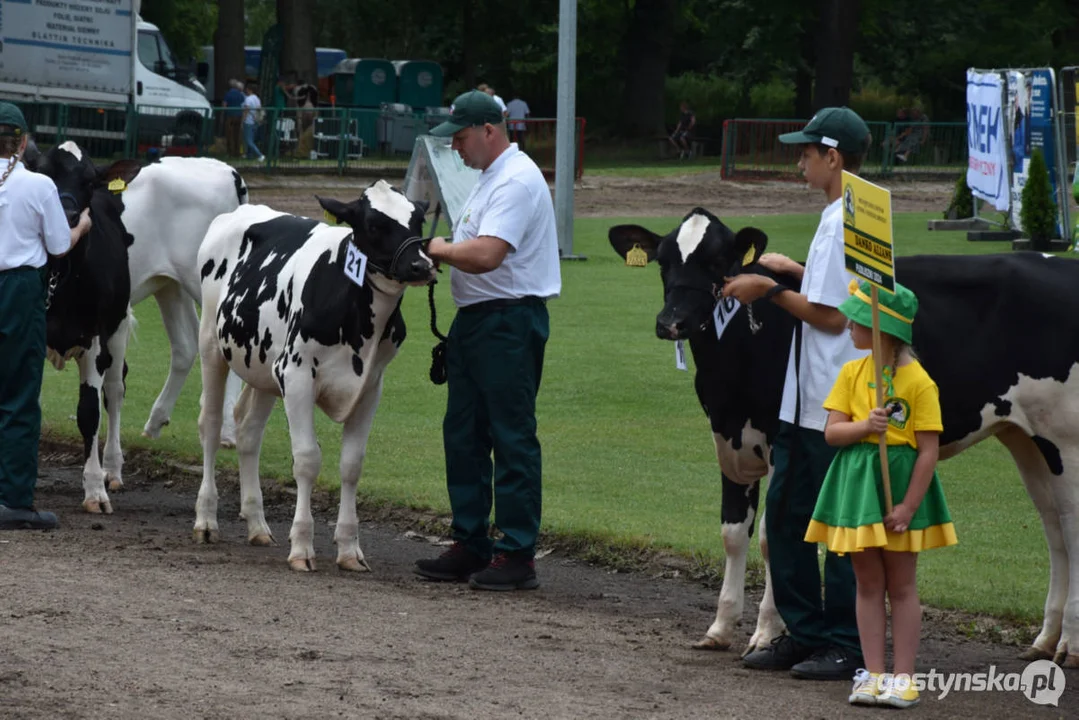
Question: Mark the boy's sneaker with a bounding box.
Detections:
[742,634,814,671]
[878,673,920,708]
[790,644,864,680]
[414,542,489,582]
[848,669,882,706]
[468,552,539,591]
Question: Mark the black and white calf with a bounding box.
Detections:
[119,156,249,446]
[611,208,1079,667]
[195,180,434,571]
[31,142,139,514]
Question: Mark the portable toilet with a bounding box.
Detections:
[332,58,397,108]
[393,60,443,111]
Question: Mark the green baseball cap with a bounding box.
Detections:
[779,107,869,154]
[429,90,504,137]
[0,102,27,137]
[839,278,918,344]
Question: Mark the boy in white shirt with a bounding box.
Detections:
[723,107,872,680]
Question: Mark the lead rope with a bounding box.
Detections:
[428,280,448,385]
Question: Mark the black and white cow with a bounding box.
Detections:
[31,142,139,514]
[27,143,249,512]
[611,208,1079,668]
[195,180,434,572]
[119,156,249,446]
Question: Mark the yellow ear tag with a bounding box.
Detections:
[625,244,648,267]
[323,209,339,225]
[742,246,756,267]
[108,178,126,194]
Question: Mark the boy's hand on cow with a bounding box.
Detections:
[757,253,799,275]
[864,407,890,435]
[426,236,450,267]
[884,503,914,534]
[722,274,776,304]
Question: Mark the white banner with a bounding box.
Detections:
[967,70,1010,211]
[0,0,135,96]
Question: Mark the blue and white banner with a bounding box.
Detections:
[1007,69,1064,235]
[967,70,1010,211]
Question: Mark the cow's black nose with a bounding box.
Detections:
[656,320,681,340]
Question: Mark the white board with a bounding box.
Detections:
[403,135,479,233]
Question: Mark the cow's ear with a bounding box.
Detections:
[414,199,430,216]
[98,159,142,189]
[316,195,352,226]
[21,138,42,172]
[608,225,661,263]
[733,227,768,268]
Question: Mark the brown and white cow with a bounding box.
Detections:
[195,180,434,571]
[611,207,1079,667]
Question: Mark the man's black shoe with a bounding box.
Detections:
[468,552,539,591]
[0,505,59,530]
[414,542,489,582]
[790,644,864,680]
[742,634,814,671]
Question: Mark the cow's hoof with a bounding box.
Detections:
[1019,645,1054,661]
[289,557,316,572]
[220,438,236,450]
[1052,647,1079,668]
[691,636,731,651]
[337,556,371,573]
[82,498,112,515]
[249,533,274,547]
[106,476,124,493]
[193,527,219,544]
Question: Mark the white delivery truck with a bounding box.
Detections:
[0,0,211,152]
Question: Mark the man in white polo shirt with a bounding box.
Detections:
[415,90,560,591]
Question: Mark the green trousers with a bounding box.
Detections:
[766,421,860,653]
[0,268,47,510]
[443,300,549,559]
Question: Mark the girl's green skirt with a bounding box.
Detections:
[804,442,957,555]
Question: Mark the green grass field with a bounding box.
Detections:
[40,211,1050,623]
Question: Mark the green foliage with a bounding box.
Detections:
[1020,148,1057,248]
[849,80,917,122]
[748,78,795,118]
[140,0,217,61]
[944,173,974,219]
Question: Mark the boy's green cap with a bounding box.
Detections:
[839,278,918,344]
[779,107,869,154]
[429,90,504,137]
[0,102,27,137]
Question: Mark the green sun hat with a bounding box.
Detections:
[838,278,918,344]
[429,90,504,137]
[0,102,27,137]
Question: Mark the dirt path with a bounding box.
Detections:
[243,172,957,220]
[0,449,1072,720]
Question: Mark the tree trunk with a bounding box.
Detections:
[214,0,245,104]
[276,0,317,86]
[461,0,476,89]
[794,15,816,119]
[621,0,679,137]
[812,0,860,110]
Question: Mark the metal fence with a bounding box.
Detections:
[720,118,969,179]
[10,99,586,178]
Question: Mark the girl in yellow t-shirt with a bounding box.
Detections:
[805,279,957,710]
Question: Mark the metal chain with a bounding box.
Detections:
[746,302,763,334]
[44,270,59,311]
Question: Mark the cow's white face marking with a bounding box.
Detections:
[365,180,414,230]
[58,141,83,161]
[676,214,711,263]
